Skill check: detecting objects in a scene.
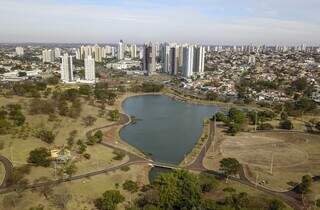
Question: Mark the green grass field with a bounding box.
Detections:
[0,164,150,210]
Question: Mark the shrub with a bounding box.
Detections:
[215,112,227,122]
[28,147,51,167]
[122,180,139,193]
[120,166,130,172]
[112,149,125,161]
[36,129,55,144]
[257,123,274,131]
[279,120,293,130]
[83,153,91,159]
[227,123,240,136]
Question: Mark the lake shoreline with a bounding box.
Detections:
[117,93,220,165]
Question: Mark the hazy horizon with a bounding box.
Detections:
[1,0,320,45]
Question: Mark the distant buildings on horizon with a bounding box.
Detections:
[13,41,320,84]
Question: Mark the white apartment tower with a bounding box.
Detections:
[42,49,55,63]
[193,46,205,74]
[94,44,102,62]
[61,53,74,83]
[54,48,61,58]
[118,40,124,60]
[131,44,137,58]
[15,47,24,56]
[84,55,95,82]
[182,46,194,78]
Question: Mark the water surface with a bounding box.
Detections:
[120,95,220,164]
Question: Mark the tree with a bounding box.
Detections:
[123,180,139,193]
[316,199,320,208]
[153,170,201,209]
[109,109,120,121]
[228,108,246,125]
[219,158,241,181]
[77,140,87,154]
[28,147,51,167]
[36,129,55,144]
[279,120,293,130]
[199,173,219,193]
[94,130,104,143]
[215,112,227,122]
[225,192,249,210]
[62,161,78,178]
[79,85,92,96]
[296,175,312,194]
[257,123,274,131]
[227,123,241,136]
[268,199,285,210]
[0,119,12,135]
[18,71,27,77]
[95,190,125,210]
[82,115,97,127]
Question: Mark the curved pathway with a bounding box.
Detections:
[0,155,13,189]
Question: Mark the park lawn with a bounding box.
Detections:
[0,95,132,185]
[0,134,48,166]
[75,145,129,175]
[0,164,150,210]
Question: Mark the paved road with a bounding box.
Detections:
[185,120,215,171]
[0,155,13,189]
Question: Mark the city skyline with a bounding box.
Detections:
[1,0,320,45]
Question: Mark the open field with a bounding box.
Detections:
[204,125,320,191]
[0,96,128,183]
[0,164,151,210]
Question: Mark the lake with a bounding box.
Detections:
[120,95,220,165]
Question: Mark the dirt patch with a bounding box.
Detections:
[205,129,320,191]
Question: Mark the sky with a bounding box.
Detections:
[1,0,320,45]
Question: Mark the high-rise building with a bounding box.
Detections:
[193,46,205,74]
[84,55,95,82]
[170,46,179,75]
[142,42,156,75]
[162,44,179,75]
[130,44,137,58]
[61,53,74,83]
[118,40,124,60]
[42,49,55,63]
[248,55,256,65]
[111,47,116,57]
[182,45,194,78]
[80,45,92,60]
[15,47,24,56]
[163,44,170,73]
[54,48,61,58]
[94,44,102,62]
[139,47,143,59]
[76,49,81,60]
